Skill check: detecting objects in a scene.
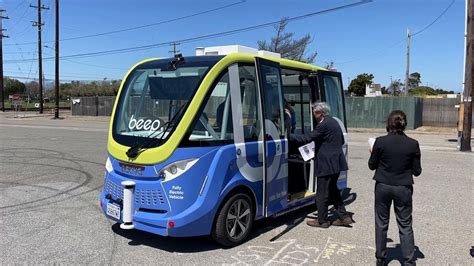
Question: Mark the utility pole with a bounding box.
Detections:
[461,0,473,152]
[0,9,8,112]
[31,0,49,114]
[169,42,180,57]
[53,0,59,119]
[404,28,411,96]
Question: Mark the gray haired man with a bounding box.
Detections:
[290,102,352,228]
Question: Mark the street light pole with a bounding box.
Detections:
[31,0,49,114]
[0,9,8,112]
[405,28,411,96]
[461,0,473,152]
[54,0,59,119]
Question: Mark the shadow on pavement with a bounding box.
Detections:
[111,223,221,252]
[110,188,358,251]
[385,245,425,265]
[263,188,358,241]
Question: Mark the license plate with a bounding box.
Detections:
[106,203,121,220]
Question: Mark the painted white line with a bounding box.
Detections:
[314,237,331,264]
[0,123,107,132]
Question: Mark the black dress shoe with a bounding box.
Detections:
[376,258,385,266]
[306,219,330,228]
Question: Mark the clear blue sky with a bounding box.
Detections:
[0,0,466,91]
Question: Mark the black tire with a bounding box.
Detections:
[212,193,255,247]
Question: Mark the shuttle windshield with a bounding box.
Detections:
[112,56,223,149]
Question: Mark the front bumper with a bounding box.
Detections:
[99,173,215,237]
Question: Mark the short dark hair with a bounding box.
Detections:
[386,110,407,133]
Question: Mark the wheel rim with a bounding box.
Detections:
[226,198,251,240]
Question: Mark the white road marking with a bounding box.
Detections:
[0,124,107,132]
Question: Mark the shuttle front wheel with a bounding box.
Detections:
[212,193,254,247]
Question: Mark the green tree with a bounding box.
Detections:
[433,88,455,94]
[408,86,455,96]
[24,81,39,99]
[51,80,121,98]
[408,72,421,88]
[4,78,26,98]
[388,79,404,96]
[408,86,436,96]
[348,73,374,96]
[257,18,317,63]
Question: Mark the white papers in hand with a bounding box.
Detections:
[368,137,376,150]
[298,141,315,161]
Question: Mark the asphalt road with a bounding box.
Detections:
[0,113,472,265]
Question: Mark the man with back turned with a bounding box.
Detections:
[290,102,351,228]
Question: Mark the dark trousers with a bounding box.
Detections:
[316,173,346,224]
[375,182,415,265]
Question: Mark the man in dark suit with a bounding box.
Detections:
[369,110,422,266]
[290,102,351,228]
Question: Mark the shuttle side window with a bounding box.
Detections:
[260,64,285,138]
[322,75,345,124]
[239,65,259,142]
[186,70,234,144]
[281,70,312,135]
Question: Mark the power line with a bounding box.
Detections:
[338,39,405,65]
[4,69,113,79]
[62,58,128,71]
[411,0,456,37]
[5,0,247,46]
[169,42,180,57]
[9,0,27,14]
[43,45,128,70]
[7,2,34,32]
[4,0,372,64]
[406,0,455,94]
[25,40,38,83]
[5,74,119,82]
[338,0,455,66]
[11,39,28,75]
[3,51,36,54]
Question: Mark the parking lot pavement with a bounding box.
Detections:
[0,114,473,264]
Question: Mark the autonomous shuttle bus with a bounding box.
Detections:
[100,45,348,246]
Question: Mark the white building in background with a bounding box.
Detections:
[365,83,382,97]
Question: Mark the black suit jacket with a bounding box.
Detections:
[368,132,422,186]
[290,116,348,177]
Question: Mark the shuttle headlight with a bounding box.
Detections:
[158,158,198,182]
[105,157,113,173]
